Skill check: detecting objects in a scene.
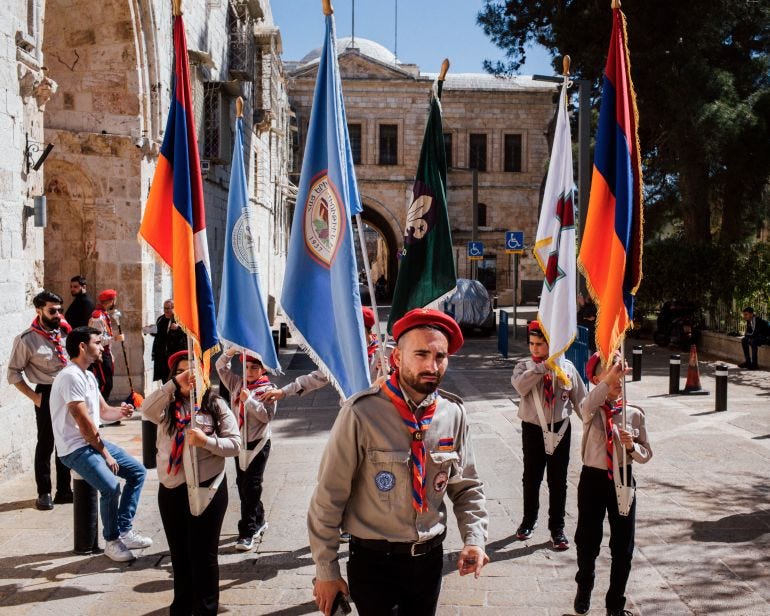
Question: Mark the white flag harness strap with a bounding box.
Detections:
[183,440,225,517]
[611,427,635,517]
[532,388,568,455]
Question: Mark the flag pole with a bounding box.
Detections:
[355,215,387,378]
[187,334,200,496]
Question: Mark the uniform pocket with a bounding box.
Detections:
[428,451,460,497]
[367,449,410,503]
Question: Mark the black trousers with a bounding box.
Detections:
[34,384,71,496]
[158,478,228,616]
[90,349,114,401]
[348,542,444,616]
[520,419,571,532]
[234,438,271,538]
[742,334,768,366]
[575,466,636,611]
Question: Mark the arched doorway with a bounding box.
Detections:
[354,203,401,301]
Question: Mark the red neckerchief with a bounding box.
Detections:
[239,376,274,428]
[91,305,113,338]
[367,333,379,358]
[167,398,190,475]
[381,371,437,513]
[602,399,623,480]
[30,317,67,366]
[532,356,554,409]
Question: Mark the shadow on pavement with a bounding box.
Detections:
[0,499,36,513]
[691,510,770,543]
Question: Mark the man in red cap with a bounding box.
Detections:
[511,319,586,551]
[308,308,489,616]
[573,353,652,616]
[88,289,124,401]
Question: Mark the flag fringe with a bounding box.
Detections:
[219,335,284,376]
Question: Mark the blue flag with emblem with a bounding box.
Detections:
[218,115,281,374]
[280,13,370,399]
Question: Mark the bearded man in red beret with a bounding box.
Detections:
[88,289,124,401]
[308,308,489,616]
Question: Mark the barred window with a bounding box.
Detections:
[443,132,453,168]
[348,123,362,165]
[379,124,398,165]
[504,134,522,172]
[469,133,487,172]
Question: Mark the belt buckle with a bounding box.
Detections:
[410,542,419,557]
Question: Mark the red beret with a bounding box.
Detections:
[98,289,117,302]
[242,353,263,365]
[528,320,543,333]
[392,308,464,355]
[362,307,375,329]
[586,350,621,380]
[167,349,189,370]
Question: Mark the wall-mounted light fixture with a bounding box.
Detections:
[24,133,54,173]
[23,195,47,228]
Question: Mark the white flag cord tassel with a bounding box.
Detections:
[532,379,569,455]
[614,340,635,517]
[184,335,225,516]
[355,213,389,379]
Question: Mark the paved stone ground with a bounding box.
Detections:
[0,308,768,615]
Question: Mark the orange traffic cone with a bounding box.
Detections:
[682,344,709,395]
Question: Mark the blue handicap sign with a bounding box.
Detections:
[468,241,484,258]
[505,231,524,252]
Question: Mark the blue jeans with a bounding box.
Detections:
[60,441,146,541]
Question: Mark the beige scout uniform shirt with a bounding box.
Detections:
[308,384,489,581]
[142,380,241,489]
[511,358,586,425]
[579,382,653,470]
[215,354,276,443]
[7,328,68,386]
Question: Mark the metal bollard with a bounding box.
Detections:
[141,419,157,469]
[632,346,643,381]
[73,474,100,554]
[715,364,728,412]
[669,354,681,394]
[279,323,288,347]
[272,330,279,354]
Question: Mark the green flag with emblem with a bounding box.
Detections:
[387,78,456,331]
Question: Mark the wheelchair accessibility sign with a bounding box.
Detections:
[505,231,524,254]
[467,241,484,261]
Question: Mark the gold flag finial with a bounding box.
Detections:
[562,55,571,76]
[173,0,182,16]
[322,0,333,16]
[438,59,450,81]
[235,97,243,118]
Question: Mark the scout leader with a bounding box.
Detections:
[308,308,489,616]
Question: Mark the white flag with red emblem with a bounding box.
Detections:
[533,79,577,385]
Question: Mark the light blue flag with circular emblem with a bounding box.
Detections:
[280,13,370,399]
[217,116,282,374]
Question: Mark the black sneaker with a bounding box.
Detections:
[606,609,633,616]
[35,493,53,510]
[515,522,536,541]
[551,529,570,551]
[574,587,591,615]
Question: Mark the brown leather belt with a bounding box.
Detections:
[350,530,446,557]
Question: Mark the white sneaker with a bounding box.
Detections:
[235,536,255,551]
[254,522,268,539]
[119,529,153,550]
[105,539,135,562]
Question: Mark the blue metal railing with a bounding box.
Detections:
[565,325,590,384]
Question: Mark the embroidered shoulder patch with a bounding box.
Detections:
[374,471,395,492]
[438,437,454,451]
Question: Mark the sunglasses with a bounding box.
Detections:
[46,308,64,314]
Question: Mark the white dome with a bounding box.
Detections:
[298,37,397,66]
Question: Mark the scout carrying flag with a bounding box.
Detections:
[578,3,643,365]
[280,8,370,399]
[387,61,456,331]
[533,66,577,386]
[138,3,220,515]
[218,101,282,376]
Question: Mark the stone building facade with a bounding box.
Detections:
[0,0,292,484]
[286,38,557,303]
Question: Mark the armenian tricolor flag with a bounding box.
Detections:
[578,5,643,364]
[139,10,219,384]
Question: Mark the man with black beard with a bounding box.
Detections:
[308,308,489,616]
[64,275,96,329]
[7,291,73,509]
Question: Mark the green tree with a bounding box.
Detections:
[478,1,770,245]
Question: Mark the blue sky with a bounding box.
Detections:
[271,0,554,75]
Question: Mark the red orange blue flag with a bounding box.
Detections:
[139,12,219,384]
[578,6,643,364]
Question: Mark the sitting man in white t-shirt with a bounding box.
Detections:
[50,326,152,562]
